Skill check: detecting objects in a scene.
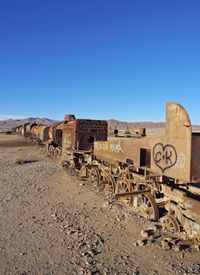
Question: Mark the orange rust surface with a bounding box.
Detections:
[94,102,200,183]
[62,118,107,163]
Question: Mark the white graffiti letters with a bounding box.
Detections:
[110,141,123,153]
[94,141,123,153]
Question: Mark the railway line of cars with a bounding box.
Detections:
[13,102,200,238]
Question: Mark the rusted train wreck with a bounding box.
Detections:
[90,102,200,237]
[60,102,200,237]
[14,102,200,238]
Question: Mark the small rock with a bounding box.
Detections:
[137,240,145,246]
[102,201,109,208]
[20,252,27,256]
[67,230,76,235]
[148,235,154,241]
[173,245,181,252]
[153,224,161,231]
[161,240,171,250]
[132,267,139,275]
[141,230,149,238]
[192,244,200,251]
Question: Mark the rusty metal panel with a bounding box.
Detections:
[31,125,49,142]
[48,127,53,140]
[94,102,193,182]
[139,128,146,136]
[21,125,25,136]
[37,126,50,142]
[65,114,76,122]
[53,122,63,146]
[62,116,107,163]
[56,122,64,130]
[165,102,192,182]
[62,120,77,162]
[76,119,107,150]
[18,125,23,134]
[62,114,77,160]
[94,137,161,169]
[191,134,200,182]
[183,195,200,223]
[31,125,39,136]
[24,123,31,133]
[48,122,63,146]
[21,123,30,136]
[26,122,37,133]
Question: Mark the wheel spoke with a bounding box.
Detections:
[89,167,100,185]
[103,173,116,193]
[133,193,159,220]
[116,178,132,203]
[161,214,180,233]
[80,164,88,179]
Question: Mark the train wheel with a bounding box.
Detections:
[133,193,159,221]
[54,149,58,158]
[79,164,89,179]
[112,167,120,176]
[54,149,60,159]
[89,167,101,185]
[116,178,133,203]
[69,160,76,171]
[124,167,132,180]
[57,149,62,160]
[48,145,54,154]
[160,214,180,233]
[103,173,116,193]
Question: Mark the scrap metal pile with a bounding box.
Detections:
[13,102,200,239]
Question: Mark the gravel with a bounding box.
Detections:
[1,134,200,275]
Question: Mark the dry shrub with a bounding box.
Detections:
[14,157,24,165]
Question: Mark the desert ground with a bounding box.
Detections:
[0,134,200,275]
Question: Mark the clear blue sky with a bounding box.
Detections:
[1,0,200,123]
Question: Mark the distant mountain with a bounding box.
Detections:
[1,117,200,131]
[106,119,200,131]
[107,119,165,130]
[0,117,58,129]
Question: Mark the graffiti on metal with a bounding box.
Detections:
[184,201,193,209]
[194,152,200,172]
[94,141,123,153]
[175,152,186,170]
[153,143,177,172]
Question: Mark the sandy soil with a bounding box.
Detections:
[0,134,200,275]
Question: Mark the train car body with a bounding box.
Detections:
[21,123,31,136]
[32,125,49,142]
[11,127,17,133]
[26,122,37,134]
[48,121,64,147]
[14,102,200,238]
[31,125,38,136]
[61,115,107,165]
[38,126,50,142]
[33,125,49,143]
[46,121,64,158]
[94,103,197,182]
[93,102,200,237]
[16,125,23,134]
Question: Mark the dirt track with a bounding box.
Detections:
[0,134,200,275]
